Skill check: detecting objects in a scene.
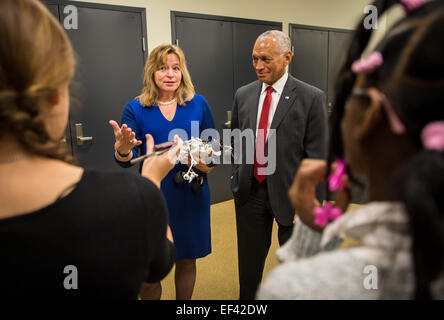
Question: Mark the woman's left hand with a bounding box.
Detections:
[193,158,214,173]
[181,155,214,173]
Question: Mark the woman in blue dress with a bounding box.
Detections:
[109,44,215,300]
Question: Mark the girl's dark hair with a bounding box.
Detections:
[329,0,444,299]
[0,0,75,162]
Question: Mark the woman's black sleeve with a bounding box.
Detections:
[145,238,176,283]
[135,175,176,283]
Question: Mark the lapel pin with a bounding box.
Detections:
[285,96,290,100]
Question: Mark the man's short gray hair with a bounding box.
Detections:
[256,30,291,54]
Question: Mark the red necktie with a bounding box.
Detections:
[254,86,274,183]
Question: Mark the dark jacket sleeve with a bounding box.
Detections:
[230,90,240,176]
[303,90,327,159]
[134,175,176,283]
[145,237,176,283]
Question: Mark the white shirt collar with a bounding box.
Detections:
[261,72,288,95]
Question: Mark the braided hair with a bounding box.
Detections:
[328,0,444,299]
[0,0,75,163]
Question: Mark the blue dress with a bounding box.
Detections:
[115,95,215,260]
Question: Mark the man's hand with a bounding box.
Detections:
[193,158,214,173]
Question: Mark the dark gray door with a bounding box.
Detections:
[173,13,281,204]
[63,5,146,173]
[327,31,352,112]
[290,27,329,94]
[289,26,331,203]
[44,2,75,156]
[233,22,280,90]
[326,31,369,204]
[175,16,234,204]
[289,25,367,204]
[47,4,59,18]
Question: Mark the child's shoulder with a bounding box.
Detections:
[258,249,379,300]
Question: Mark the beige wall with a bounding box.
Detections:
[72,0,372,53]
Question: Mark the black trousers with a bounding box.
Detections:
[235,179,293,300]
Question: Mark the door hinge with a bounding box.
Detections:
[142,37,146,52]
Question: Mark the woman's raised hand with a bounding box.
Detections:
[193,158,214,174]
[109,120,142,155]
[181,155,214,174]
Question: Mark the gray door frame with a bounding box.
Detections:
[171,11,282,46]
[289,23,352,34]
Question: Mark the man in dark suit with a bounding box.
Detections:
[230,30,327,299]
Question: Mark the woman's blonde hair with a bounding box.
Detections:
[137,44,195,107]
[0,0,75,162]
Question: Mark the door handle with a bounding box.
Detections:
[224,110,232,129]
[75,123,93,145]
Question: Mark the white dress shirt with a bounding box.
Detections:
[256,72,289,140]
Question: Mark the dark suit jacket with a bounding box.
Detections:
[230,74,327,226]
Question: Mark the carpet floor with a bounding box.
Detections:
[160,199,280,300]
[160,200,362,300]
